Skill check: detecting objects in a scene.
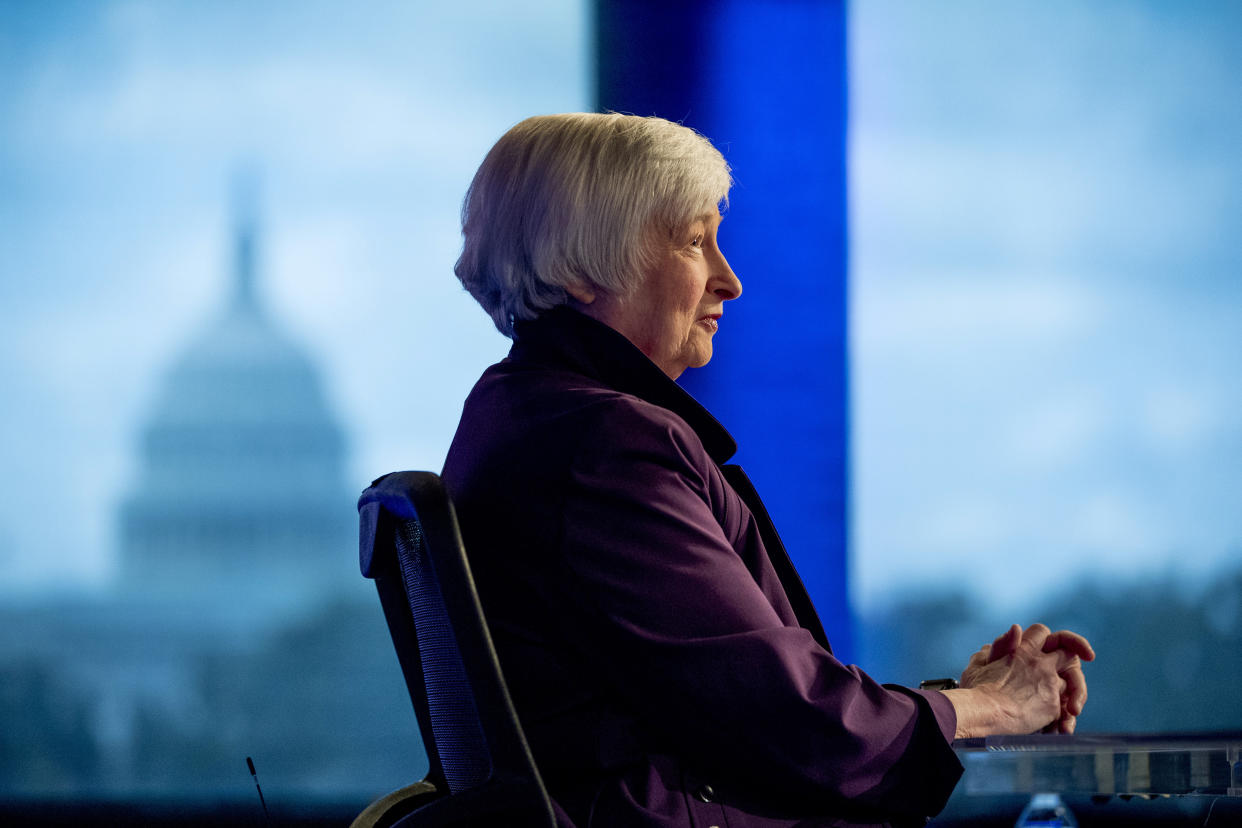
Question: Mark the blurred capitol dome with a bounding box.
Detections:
[119,206,354,617]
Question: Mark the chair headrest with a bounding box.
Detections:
[357,471,421,579]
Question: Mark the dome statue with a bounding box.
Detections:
[118,205,354,617]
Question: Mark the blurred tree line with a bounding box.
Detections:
[3,562,1240,802]
[859,562,1242,732]
[0,597,424,804]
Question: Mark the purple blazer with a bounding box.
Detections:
[441,307,962,827]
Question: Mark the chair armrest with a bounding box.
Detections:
[350,779,440,828]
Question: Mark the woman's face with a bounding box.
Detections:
[574,209,742,379]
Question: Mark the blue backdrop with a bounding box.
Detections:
[596,0,854,660]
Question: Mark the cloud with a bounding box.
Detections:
[1141,386,1218,454]
[6,0,587,177]
[853,274,1098,353]
[1004,393,1108,471]
[1071,490,1158,553]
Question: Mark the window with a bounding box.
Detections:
[850,2,1242,730]
[0,0,588,807]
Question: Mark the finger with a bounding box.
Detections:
[1042,703,1073,734]
[1024,623,1051,640]
[1061,661,1088,716]
[1021,622,1052,651]
[1042,629,1096,662]
[988,624,1022,662]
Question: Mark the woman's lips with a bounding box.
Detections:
[698,315,719,332]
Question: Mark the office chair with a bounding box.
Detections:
[352,471,558,828]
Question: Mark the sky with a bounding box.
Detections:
[0,0,588,590]
[849,0,1242,612]
[1,0,1239,617]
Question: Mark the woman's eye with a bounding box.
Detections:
[690,234,704,248]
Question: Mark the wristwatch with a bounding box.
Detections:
[918,678,959,691]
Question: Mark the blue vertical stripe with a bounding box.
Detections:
[596,0,853,661]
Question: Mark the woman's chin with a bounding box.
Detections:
[688,346,714,371]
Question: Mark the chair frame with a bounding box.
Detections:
[355,471,557,828]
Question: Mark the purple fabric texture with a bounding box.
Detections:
[441,307,963,827]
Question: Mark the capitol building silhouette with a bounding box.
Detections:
[119,206,353,618]
[0,199,422,801]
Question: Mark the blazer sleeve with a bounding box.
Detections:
[556,399,962,820]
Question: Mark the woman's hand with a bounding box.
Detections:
[944,623,1095,738]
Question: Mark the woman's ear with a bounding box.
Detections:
[566,281,596,304]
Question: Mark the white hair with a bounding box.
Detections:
[454,113,732,337]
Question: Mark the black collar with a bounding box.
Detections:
[510,306,738,464]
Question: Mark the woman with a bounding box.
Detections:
[442,113,1093,828]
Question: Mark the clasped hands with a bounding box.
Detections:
[944,623,1095,738]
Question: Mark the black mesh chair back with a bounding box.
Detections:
[358,471,557,827]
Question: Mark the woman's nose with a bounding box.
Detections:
[713,253,742,300]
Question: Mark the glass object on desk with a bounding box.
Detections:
[1014,792,1076,827]
[955,732,1242,797]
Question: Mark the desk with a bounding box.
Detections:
[954,731,1241,796]
[931,732,1242,827]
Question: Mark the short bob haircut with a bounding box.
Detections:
[455,113,732,337]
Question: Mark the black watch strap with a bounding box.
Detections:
[918,678,959,691]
